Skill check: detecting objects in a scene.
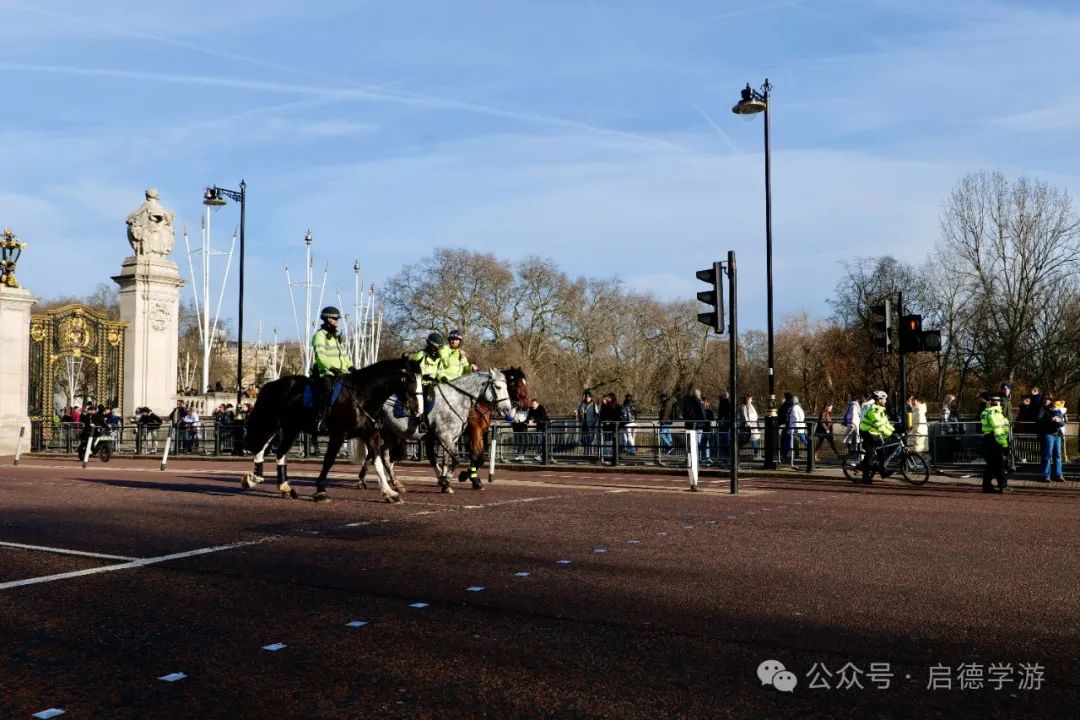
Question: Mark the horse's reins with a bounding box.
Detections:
[429,374,513,459]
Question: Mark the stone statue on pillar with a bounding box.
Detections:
[125,188,176,257]
[114,188,185,419]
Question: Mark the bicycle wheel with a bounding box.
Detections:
[900,451,929,485]
[841,450,865,481]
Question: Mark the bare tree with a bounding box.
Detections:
[938,171,1080,385]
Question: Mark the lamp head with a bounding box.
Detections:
[203,187,228,207]
[732,83,767,115]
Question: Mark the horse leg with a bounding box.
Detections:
[370,448,401,503]
[313,431,346,503]
[432,434,454,494]
[276,429,300,499]
[355,440,369,490]
[242,438,273,489]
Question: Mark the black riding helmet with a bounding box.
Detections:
[426,332,444,352]
[320,306,341,320]
[448,329,463,341]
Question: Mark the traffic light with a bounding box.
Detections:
[921,329,942,352]
[870,299,892,353]
[899,314,923,353]
[899,314,943,353]
[695,261,724,333]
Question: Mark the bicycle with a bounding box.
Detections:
[841,432,929,485]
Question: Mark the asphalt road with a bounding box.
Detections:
[1,456,1078,719]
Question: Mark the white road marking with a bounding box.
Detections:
[0,541,136,562]
[0,537,275,591]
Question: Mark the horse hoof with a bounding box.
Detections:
[290,488,299,499]
[471,480,483,490]
[313,492,330,503]
[358,479,368,490]
[441,485,453,494]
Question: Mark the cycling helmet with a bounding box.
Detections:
[448,329,463,341]
[320,306,341,320]
[872,390,888,400]
[426,332,444,347]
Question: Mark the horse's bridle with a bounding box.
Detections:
[401,368,424,416]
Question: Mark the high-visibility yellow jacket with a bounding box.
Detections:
[438,346,472,382]
[981,406,1010,448]
[859,403,895,437]
[311,328,352,377]
[410,349,442,384]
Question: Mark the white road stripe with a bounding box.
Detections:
[0,537,275,591]
[0,541,136,561]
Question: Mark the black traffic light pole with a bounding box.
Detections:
[727,251,738,495]
[694,254,739,494]
[897,290,906,433]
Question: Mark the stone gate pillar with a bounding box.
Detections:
[0,286,36,454]
[112,188,185,418]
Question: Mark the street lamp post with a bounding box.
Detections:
[732,80,779,469]
[204,181,247,410]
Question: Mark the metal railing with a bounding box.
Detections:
[29,421,351,460]
[27,418,1077,475]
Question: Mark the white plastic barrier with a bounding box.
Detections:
[687,428,699,491]
[13,426,24,465]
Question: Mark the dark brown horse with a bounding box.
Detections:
[240,357,423,502]
[459,367,531,484]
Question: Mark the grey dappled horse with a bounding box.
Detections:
[358,369,522,496]
[240,357,423,502]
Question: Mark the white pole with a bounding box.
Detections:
[285,263,303,369]
[315,262,328,331]
[208,228,236,359]
[353,260,361,367]
[202,204,212,393]
[13,426,25,465]
[184,224,204,349]
[688,429,699,491]
[305,230,313,373]
[160,432,172,471]
[489,432,497,481]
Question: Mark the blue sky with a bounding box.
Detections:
[2,0,1079,341]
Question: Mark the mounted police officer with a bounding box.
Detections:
[440,329,477,381]
[310,306,353,431]
[857,390,895,483]
[981,394,1012,493]
[411,332,445,386]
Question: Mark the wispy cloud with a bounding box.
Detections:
[710,0,815,22]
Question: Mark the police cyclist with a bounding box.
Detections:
[857,390,895,483]
[310,306,353,430]
[981,393,1012,493]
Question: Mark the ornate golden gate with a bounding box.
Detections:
[28,304,127,449]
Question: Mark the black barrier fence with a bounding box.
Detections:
[27,419,1079,475]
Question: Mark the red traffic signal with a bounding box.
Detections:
[899,314,923,353]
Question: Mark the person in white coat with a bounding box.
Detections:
[787,396,808,466]
[739,393,760,459]
[908,394,929,453]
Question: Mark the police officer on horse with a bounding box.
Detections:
[311,306,353,431]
